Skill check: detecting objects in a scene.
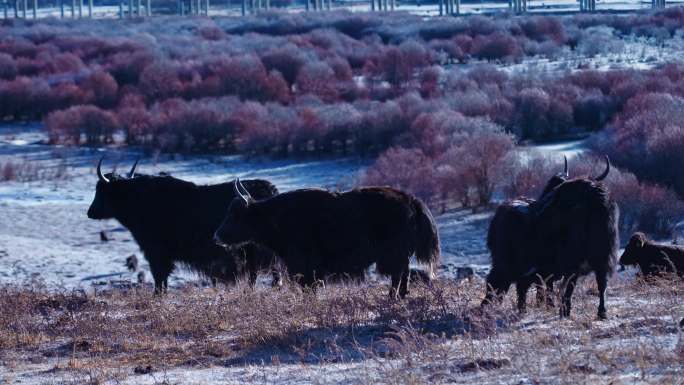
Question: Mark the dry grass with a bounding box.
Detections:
[0,273,682,384]
[0,158,68,182]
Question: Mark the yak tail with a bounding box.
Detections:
[414,197,440,279]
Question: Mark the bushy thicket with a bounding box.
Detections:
[591,89,684,199]
[2,10,684,153]
[4,12,684,235]
[506,153,684,237]
[365,145,684,237]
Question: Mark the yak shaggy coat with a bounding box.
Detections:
[215,183,440,298]
[87,159,279,293]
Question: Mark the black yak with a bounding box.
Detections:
[87,158,279,293]
[484,156,619,319]
[484,157,570,311]
[620,232,684,277]
[214,180,440,298]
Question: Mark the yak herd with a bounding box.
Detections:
[88,156,683,319]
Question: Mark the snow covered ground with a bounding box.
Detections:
[2,125,682,385]
[0,123,491,288]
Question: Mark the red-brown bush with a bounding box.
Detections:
[0,53,17,80]
[364,115,515,209]
[470,33,522,62]
[46,105,119,146]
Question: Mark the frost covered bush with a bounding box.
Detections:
[0,53,17,80]
[577,26,625,57]
[591,92,684,198]
[470,33,522,62]
[1,12,684,156]
[46,105,119,146]
[363,115,515,210]
[505,152,684,237]
[608,169,684,238]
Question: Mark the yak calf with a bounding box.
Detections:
[620,232,684,277]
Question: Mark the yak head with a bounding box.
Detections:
[214,179,258,248]
[539,155,570,198]
[539,155,610,199]
[619,232,648,266]
[87,157,139,220]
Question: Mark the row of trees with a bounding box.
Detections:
[2,9,684,115]
[39,63,684,154]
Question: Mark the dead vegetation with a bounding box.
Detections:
[0,158,68,182]
[0,273,682,384]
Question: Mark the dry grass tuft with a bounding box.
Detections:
[0,158,68,182]
[0,273,682,384]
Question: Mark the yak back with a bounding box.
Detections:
[487,198,537,278]
[638,242,684,276]
[248,187,429,276]
[532,179,619,276]
[115,175,276,256]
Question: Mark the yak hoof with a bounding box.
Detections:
[597,310,608,320]
[559,307,570,318]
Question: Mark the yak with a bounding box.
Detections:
[484,156,619,319]
[620,232,684,277]
[87,158,279,293]
[484,157,570,312]
[214,180,440,298]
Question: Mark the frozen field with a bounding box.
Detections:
[1,129,682,385]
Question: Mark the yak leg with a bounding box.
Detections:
[596,271,608,320]
[544,279,555,307]
[389,269,407,300]
[516,278,532,313]
[481,270,511,307]
[559,274,578,318]
[301,269,318,291]
[389,273,400,299]
[271,270,282,288]
[150,259,173,295]
[398,268,410,299]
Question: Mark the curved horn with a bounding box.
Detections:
[128,158,139,179]
[563,155,569,178]
[234,178,249,204]
[237,178,253,200]
[97,157,109,183]
[594,155,610,182]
